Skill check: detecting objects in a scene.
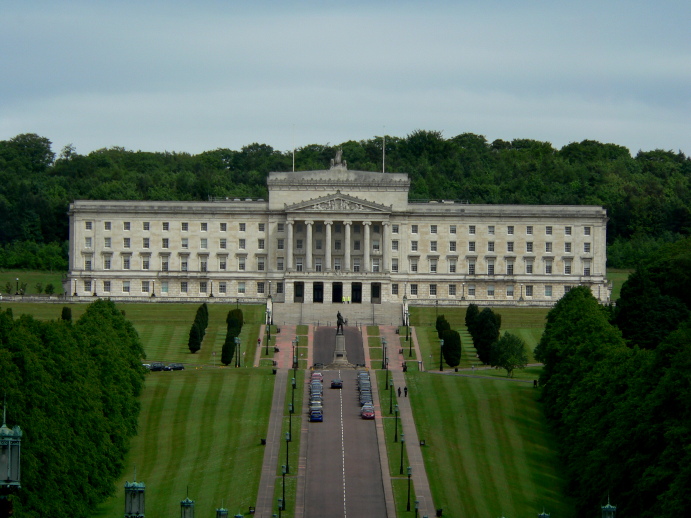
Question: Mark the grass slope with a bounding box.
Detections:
[408,372,573,517]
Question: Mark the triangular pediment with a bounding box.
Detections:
[286,192,391,213]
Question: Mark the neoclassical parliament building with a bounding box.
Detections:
[67,157,610,306]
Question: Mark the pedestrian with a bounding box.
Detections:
[258,338,261,347]
[398,387,401,397]
[533,379,538,388]
[404,386,408,397]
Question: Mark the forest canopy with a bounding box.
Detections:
[1,131,689,269]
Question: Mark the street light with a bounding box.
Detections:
[439,339,444,372]
[415,500,419,518]
[277,498,283,518]
[265,316,271,356]
[281,465,287,510]
[403,294,409,342]
[234,337,241,368]
[408,317,413,357]
[292,337,299,374]
[388,378,393,414]
[291,377,296,409]
[288,402,293,442]
[399,433,405,475]
[15,277,19,295]
[382,337,387,370]
[407,466,412,511]
[394,404,399,442]
[285,432,290,473]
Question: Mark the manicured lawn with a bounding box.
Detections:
[93,368,274,518]
[607,268,632,301]
[408,371,573,517]
[0,269,65,295]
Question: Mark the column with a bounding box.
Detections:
[382,221,389,273]
[344,221,352,272]
[305,220,313,271]
[363,221,371,272]
[287,221,294,270]
[325,221,332,271]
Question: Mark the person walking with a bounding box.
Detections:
[398,387,401,397]
[404,386,408,397]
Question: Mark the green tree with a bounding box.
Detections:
[35,282,44,294]
[440,329,462,368]
[473,308,501,364]
[490,332,528,377]
[188,321,202,353]
[435,314,450,338]
[45,283,55,295]
[61,306,72,322]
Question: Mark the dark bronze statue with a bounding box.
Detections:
[336,311,345,334]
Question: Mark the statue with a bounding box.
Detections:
[336,311,345,335]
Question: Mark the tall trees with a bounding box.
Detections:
[490,332,528,377]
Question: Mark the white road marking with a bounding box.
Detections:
[340,369,347,518]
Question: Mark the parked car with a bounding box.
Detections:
[169,363,185,370]
[149,362,165,371]
[361,406,375,420]
[142,363,151,370]
[330,379,343,389]
[309,409,323,422]
[311,372,323,382]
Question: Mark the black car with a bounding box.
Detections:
[150,362,165,371]
[169,363,185,370]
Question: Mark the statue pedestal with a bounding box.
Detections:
[331,332,350,367]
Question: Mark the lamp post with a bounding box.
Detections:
[236,298,239,309]
[394,404,399,442]
[415,500,419,518]
[403,294,409,342]
[288,403,293,442]
[285,432,290,474]
[399,433,405,475]
[15,278,18,296]
[291,377,296,410]
[265,319,270,356]
[382,337,387,370]
[407,466,412,511]
[281,465,286,510]
[277,498,283,518]
[234,337,241,368]
[292,337,299,374]
[462,282,465,300]
[439,339,444,372]
[408,317,413,357]
[389,378,393,414]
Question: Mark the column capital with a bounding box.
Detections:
[382,221,391,227]
[287,220,295,226]
[343,220,352,226]
[305,220,314,226]
[362,221,372,226]
[323,220,333,226]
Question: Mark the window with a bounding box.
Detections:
[488,241,495,252]
[392,224,399,234]
[526,242,533,253]
[200,282,207,293]
[334,240,341,250]
[391,258,399,272]
[182,238,188,249]
[219,282,227,294]
[104,221,111,231]
[220,239,227,249]
[468,242,476,252]
[449,284,456,296]
[201,222,207,232]
[430,259,437,273]
[162,259,168,271]
[333,259,340,271]
[201,260,207,272]
[410,259,418,272]
[450,225,457,234]
[411,224,418,234]
[277,238,285,250]
[354,240,361,251]
[239,223,246,232]
[565,242,572,253]
[258,258,265,271]
[487,261,495,275]
[181,261,188,272]
[468,261,476,275]
[123,281,130,293]
[277,258,284,271]
[143,222,150,231]
[468,285,475,296]
[143,259,150,270]
[469,225,476,234]
[507,225,514,235]
[142,281,150,293]
[259,223,265,232]
[104,258,111,270]
[219,260,226,271]
[411,241,418,252]
[431,224,437,234]
[546,226,552,235]
[565,226,572,235]
[124,237,131,248]
[316,223,323,233]
[258,239,265,250]
[220,222,227,231]
[237,282,245,294]
[161,281,168,293]
[506,285,514,297]
[257,282,265,294]
[316,239,323,250]
[85,237,92,248]
[181,282,188,293]
[526,262,533,274]
[545,261,553,274]
[239,258,245,271]
[526,225,533,235]
[450,241,457,252]
[564,262,572,275]
[410,284,418,295]
[124,222,131,231]
[584,226,591,236]
[143,238,150,249]
[430,284,437,296]
[182,222,188,232]
[392,284,399,295]
[162,238,169,249]
[584,242,591,253]
[104,281,111,293]
[163,222,169,231]
[487,285,495,297]
[372,240,380,252]
[85,259,92,271]
[373,224,380,234]
[507,261,514,275]
[488,225,495,235]
[430,241,437,252]
[239,239,246,250]
[315,259,322,272]
[277,223,284,232]
[507,241,514,252]
[85,221,93,230]
[296,258,303,272]
[565,286,572,294]
[372,258,380,272]
[449,261,457,273]
[584,263,591,276]
[296,239,303,250]
[526,285,533,297]
[123,257,131,270]
[545,242,552,253]
[392,240,399,251]
[545,285,553,297]
[277,282,284,294]
[353,259,360,272]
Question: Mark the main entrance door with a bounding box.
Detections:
[371,282,381,304]
[332,282,343,303]
[294,282,304,303]
[352,282,362,303]
[313,282,324,303]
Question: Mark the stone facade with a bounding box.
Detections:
[67,162,610,305]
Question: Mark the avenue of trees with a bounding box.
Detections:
[534,239,691,516]
[0,299,146,518]
[188,303,209,353]
[1,131,690,271]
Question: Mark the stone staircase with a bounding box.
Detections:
[272,301,404,327]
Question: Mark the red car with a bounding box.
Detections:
[361,405,375,420]
[311,372,323,382]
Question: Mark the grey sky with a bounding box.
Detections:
[1,0,689,157]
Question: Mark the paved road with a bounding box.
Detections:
[303,329,385,518]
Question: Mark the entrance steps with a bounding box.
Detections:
[272,301,403,327]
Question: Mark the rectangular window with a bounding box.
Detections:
[468,285,475,296]
[296,239,303,250]
[258,258,265,271]
[526,285,533,297]
[220,239,227,249]
[123,281,130,293]
[124,237,131,248]
[182,222,188,231]
[162,259,168,271]
[565,286,572,294]
[449,241,456,252]
[507,241,514,252]
[201,222,207,232]
[411,225,418,234]
[85,259,92,271]
[278,238,285,250]
[334,240,341,250]
[104,221,111,231]
[85,237,92,248]
[239,223,246,232]
[545,262,552,274]
[296,259,303,272]
[163,222,169,231]
[162,238,169,249]
[104,281,111,292]
[488,241,494,252]
[410,259,418,272]
[353,259,360,272]
[392,224,399,234]
[392,283,399,295]
[507,261,514,275]
[507,285,514,297]
[565,242,572,253]
[391,258,399,272]
[277,223,284,232]
[143,259,150,270]
[546,226,552,235]
[239,258,245,271]
[545,285,553,297]
[142,281,150,293]
[469,225,476,234]
[526,242,533,253]
[430,260,437,273]
[565,262,572,275]
[200,282,207,293]
[219,282,227,294]
[219,260,226,271]
[565,226,572,235]
[468,262,476,275]
[584,263,591,276]
[123,257,131,270]
[372,240,380,251]
[124,222,131,231]
[143,238,150,249]
[333,259,340,271]
[488,225,495,235]
[85,221,92,230]
[237,282,245,294]
[104,258,111,270]
[545,242,552,253]
[239,239,246,250]
[584,242,591,253]
[143,222,150,231]
[526,225,533,235]
[449,284,456,296]
[373,224,380,234]
[258,239,265,250]
[277,258,284,271]
[316,239,323,250]
[431,224,437,234]
[488,285,495,297]
[431,241,437,252]
[257,282,265,294]
[161,281,168,294]
[411,241,418,252]
[392,240,399,251]
[181,261,188,271]
[181,282,188,293]
[584,226,591,236]
[372,258,380,272]
[201,260,207,272]
[182,238,188,249]
[430,284,437,296]
[220,222,227,232]
[526,262,534,274]
[450,225,457,234]
[449,261,457,273]
[468,241,476,252]
[410,284,418,295]
[315,259,322,272]
[488,262,495,275]
[507,225,514,235]
[354,240,361,251]
[277,282,284,294]
[316,223,323,233]
[259,223,265,232]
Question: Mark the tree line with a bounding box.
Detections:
[0,299,146,518]
[534,238,691,516]
[1,131,690,269]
